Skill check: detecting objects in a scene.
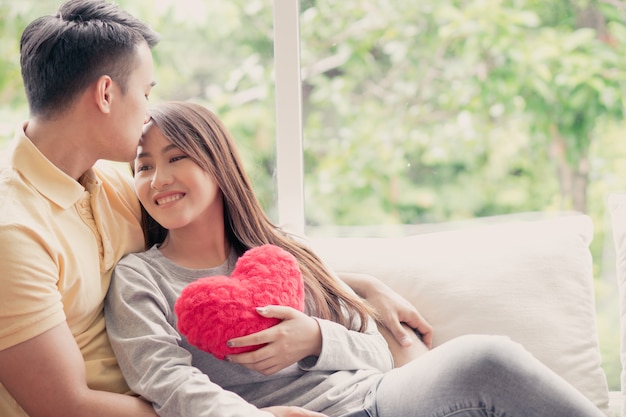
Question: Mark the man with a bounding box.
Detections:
[0,1,430,416]
[0,1,160,415]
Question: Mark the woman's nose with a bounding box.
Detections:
[150,168,173,190]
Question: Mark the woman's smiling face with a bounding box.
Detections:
[134,124,222,232]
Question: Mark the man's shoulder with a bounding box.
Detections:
[0,163,38,223]
[93,160,133,185]
[92,160,139,207]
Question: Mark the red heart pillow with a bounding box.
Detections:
[174,244,305,360]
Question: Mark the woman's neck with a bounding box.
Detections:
[159,226,231,269]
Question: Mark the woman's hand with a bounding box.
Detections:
[261,406,328,417]
[338,272,433,349]
[225,306,322,375]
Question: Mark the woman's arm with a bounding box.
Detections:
[105,262,274,417]
[226,305,393,374]
[227,270,429,374]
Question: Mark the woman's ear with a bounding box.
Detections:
[93,75,114,114]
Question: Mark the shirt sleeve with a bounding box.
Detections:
[297,271,393,373]
[299,315,393,373]
[0,224,65,350]
[104,261,273,417]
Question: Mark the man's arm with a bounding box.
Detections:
[337,271,433,349]
[376,322,429,367]
[0,322,157,417]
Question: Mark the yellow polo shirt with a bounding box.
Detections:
[0,124,144,416]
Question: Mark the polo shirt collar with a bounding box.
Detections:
[11,123,94,210]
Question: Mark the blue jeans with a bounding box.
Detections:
[350,334,605,417]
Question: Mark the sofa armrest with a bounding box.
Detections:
[608,194,626,417]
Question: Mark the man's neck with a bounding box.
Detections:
[25,116,97,181]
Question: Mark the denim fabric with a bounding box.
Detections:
[362,335,604,417]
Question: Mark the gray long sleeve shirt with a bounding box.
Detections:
[104,245,393,417]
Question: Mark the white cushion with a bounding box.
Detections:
[307,213,610,415]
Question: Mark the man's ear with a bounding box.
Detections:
[94,75,114,114]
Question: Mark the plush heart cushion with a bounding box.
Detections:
[175,244,305,360]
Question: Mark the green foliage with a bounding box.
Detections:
[300,0,626,228]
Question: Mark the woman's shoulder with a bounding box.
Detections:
[111,246,166,293]
[114,245,161,276]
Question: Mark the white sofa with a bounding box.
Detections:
[307,212,620,416]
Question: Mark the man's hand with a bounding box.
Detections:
[377,321,429,367]
[262,406,328,417]
[338,272,433,349]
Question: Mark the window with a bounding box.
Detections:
[279,0,622,390]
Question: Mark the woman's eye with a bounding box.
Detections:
[136,164,151,172]
[170,155,188,163]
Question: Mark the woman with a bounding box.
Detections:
[105,101,605,417]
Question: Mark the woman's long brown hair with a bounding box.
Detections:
[136,101,374,332]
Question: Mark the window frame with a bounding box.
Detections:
[273,0,305,235]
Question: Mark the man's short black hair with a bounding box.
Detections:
[20,0,159,117]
